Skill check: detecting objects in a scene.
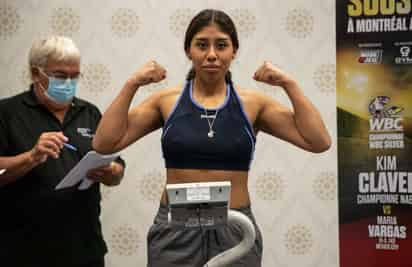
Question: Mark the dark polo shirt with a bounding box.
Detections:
[0,87,123,266]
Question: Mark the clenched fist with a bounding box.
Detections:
[253,61,293,87]
[128,60,167,88]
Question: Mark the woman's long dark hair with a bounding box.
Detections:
[184,9,239,84]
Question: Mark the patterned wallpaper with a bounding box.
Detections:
[0,1,338,266]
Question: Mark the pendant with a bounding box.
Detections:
[207,130,215,138]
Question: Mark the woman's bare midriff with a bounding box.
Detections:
[160,168,250,209]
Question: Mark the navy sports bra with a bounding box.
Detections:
[161,80,256,171]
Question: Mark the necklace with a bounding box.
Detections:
[203,108,219,138]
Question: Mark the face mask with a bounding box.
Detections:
[43,76,78,104]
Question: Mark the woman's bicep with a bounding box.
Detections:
[112,97,163,151]
[257,99,313,151]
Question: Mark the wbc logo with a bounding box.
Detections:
[368,96,403,132]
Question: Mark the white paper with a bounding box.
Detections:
[55,151,119,190]
[0,169,6,175]
[78,178,94,190]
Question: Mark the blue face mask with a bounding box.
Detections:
[44,77,78,104]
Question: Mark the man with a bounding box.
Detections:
[0,36,125,267]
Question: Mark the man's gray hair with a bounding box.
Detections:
[29,36,80,70]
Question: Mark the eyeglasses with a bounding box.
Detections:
[39,68,83,81]
[46,71,83,80]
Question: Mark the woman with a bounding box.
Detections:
[93,9,331,267]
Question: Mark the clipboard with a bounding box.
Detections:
[55,150,119,190]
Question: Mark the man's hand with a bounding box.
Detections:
[29,131,68,164]
[86,161,124,186]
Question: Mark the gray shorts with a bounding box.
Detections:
[147,204,263,267]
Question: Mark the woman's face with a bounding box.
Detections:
[187,24,236,82]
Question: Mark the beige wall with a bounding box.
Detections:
[0,1,338,266]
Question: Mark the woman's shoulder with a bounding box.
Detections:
[142,84,183,102]
[143,84,185,110]
[156,84,185,102]
[159,85,184,97]
[233,85,282,113]
[233,85,267,104]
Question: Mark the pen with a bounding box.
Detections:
[63,143,77,151]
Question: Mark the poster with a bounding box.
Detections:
[337,1,412,266]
